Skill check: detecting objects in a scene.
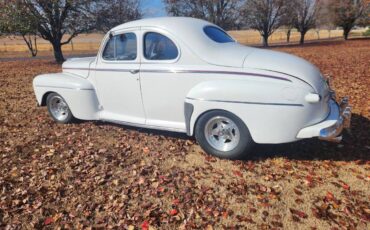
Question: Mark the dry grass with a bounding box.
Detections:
[228,29,349,44]
[0,28,367,56]
[0,33,103,55]
[0,39,369,229]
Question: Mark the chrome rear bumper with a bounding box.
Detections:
[318,97,351,142]
[296,97,351,142]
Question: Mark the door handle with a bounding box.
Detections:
[130,69,140,74]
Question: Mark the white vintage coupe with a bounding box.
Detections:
[33,17,351,159]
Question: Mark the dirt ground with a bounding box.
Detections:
[0,39,369,229]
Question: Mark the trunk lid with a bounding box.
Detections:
[243,49,326,93]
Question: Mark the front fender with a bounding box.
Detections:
[33,73,100,120]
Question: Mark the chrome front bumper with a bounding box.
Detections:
[318,97,351,142]
[296,97,352,142]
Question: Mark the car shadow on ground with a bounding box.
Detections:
[95,114,369,162]
[251,114,369,162]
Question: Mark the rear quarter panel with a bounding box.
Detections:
[186,79,328,144]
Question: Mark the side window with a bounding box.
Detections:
[204,26,234,43]
[103,37,115,60]
[144,32,178,60]
[102,33,137,61]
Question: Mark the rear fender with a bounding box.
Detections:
[185,80,309,143]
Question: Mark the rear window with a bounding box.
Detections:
[204,26,234,43]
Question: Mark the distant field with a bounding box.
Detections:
[0,33,104,54]
[0,28,367,58]
[228,29,359,44]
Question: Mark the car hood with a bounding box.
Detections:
[243,48,325,92]
[62,57,96,78]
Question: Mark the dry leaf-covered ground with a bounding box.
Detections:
[0,39,369,229]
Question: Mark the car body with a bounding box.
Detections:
[33,17,351,159]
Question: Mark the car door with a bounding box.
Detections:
[94,29,145,124]
[139,29,188,131]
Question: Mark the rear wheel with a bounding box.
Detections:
[46,93,75,124]
[195,110,254,160]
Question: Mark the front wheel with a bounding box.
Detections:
[195,110,254,160]
[46,93,75,124]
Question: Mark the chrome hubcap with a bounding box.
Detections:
[204,116,240,152]
[49,96,69,121]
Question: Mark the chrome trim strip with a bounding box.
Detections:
[256,68,313,87]
[63,67,292,82]
[64,67,132,73]
[35,85,93,91]
[101,119,186,133]
[186,97,304,107]
[141,69,291,82]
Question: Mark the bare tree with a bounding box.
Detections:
[1,0,142,63]
[20,0,99,63]
[280,1,297,43]
[0,0,39,56]
[315,0,337,39]
[281,21,295,43]
[163,0,243,30]
[94,0,142,33]
[291,0,321,45]
[242,0,287,47]
[331,0,369,40]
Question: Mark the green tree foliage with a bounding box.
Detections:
[332,0,369,40]
[0,0,39,56]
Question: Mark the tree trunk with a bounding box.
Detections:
[287,29,291,43]
[262,35,269,47]
[299,31,306,45]
[343,29,350,40]
[22,34,38,57]
[52,42,65,64]
[33,35,38,57]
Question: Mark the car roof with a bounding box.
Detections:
[111,17,211,33]
[110,17,255,68]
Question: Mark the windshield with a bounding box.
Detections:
[203,26,235,43]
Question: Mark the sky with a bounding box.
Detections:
[141,0,167,18]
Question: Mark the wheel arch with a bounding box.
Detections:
[185,101,249,139]
[33,73,100,120]
[40,91,55,106]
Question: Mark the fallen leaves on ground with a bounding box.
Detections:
[0,39,369,229]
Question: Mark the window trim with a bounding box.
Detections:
[203,25,235,43]
[142,30,181,64]
[100,30,140,64]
